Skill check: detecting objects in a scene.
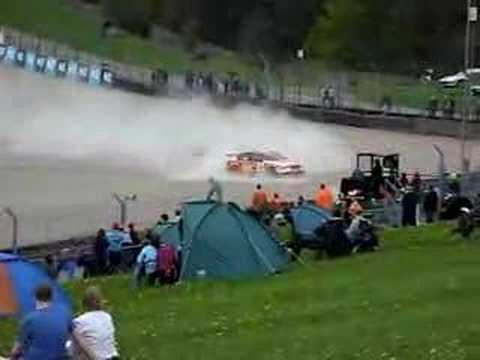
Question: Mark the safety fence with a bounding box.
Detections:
[3,24,477,123]
[0,26,155,94]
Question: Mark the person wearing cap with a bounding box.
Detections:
[72,286,119,360]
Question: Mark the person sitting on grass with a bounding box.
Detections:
[345,208,378,253]
[134,238,158,287]
[72,286,119,360]
[10,284,72,360]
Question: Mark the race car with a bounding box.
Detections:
[226,151,305,176]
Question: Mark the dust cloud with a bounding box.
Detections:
[0,66,477,246]
[0,66,351,181]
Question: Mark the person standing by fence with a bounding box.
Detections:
[423,186,439,224]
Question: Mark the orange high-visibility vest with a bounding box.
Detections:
[315,188,334,210]
[252,190,268,211]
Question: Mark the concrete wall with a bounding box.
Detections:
[286,106,480,139]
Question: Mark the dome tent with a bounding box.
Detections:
[0,253,71,318]
[291,203,332,241]
[162,200,289,280]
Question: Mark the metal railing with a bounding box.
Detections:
[0,25,154,88]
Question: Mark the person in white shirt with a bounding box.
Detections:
[72,287,119,360]
[135,239,158,286]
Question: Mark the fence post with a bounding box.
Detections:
[2,207,19,254]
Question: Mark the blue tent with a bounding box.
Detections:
[162,201,289,280]
[159,223,182,249]
[0,253,71,318]
[291,204,332,241]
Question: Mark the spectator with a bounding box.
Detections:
[105,226,125,273]
[251,184,269,215]
[412,172,423,193]
[371,160,384,196]
[158,213,170,225]
[270,193,283,213]
[345,208,366,247]
[119,226,133,246]
[157,242,178,285]
[72,287,119,360]
[128,223,140,245]
[456,208,474,238]
[402,187,419,227]
[135,239,158,287]
[297,195,305,207]
[43,255,57,279]
[94,228,108,274]
[314,184,334,210]
[348,200,364,218]
[10,284,71,360]
[272,213,294,246]
[206,177,223,203]
[174,209,182,222]
[399,173,409,189]
[423,186,439,223]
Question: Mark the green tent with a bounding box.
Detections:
[162,200,289,280]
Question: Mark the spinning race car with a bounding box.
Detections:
[226,151,305,176]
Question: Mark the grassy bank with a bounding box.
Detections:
[0,0,256,77]
[349,72,464,111]
[2,225,480,359]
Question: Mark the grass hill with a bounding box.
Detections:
[2,224,480,359]
[1,0,460,110]
[0,0,256,77]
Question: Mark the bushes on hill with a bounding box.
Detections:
[101,0,155,38]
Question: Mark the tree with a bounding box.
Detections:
[102,0,154,37]
[305,0,467,72]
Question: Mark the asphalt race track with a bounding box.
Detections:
[0,66,478,248]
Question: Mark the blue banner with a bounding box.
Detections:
[102,69,114,85]
[25,52,36,71]
[45,57,57,75]
[5,46,17,64]
[56,60,68,77]
[0,41,132,92]
[15,49,26,67]
[77,63,89,81]
[35,55,46,72]
[89,66,102,85]
[67,61,78,79]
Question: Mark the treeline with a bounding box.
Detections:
[306,0,468,73]
[86,0,469,73]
